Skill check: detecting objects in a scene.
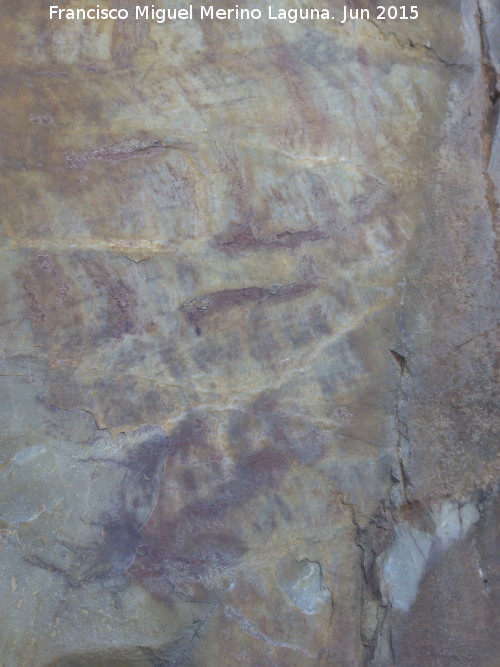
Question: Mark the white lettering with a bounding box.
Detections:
[155,7,166,22]
[269,6,331,22]
[136,5,149,19]
[200,5,260,19]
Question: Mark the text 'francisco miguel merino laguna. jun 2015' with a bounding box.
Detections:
[48,4,420,24]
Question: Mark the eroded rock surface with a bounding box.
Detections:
[0,0,498,665]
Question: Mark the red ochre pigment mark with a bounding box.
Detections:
[18,427,170,586]
[64,139,193,169]
[37,254,70,309]
[217,226,328,252]
[30,115,54,126]
[79,257,139,338]
[128,413,289,600]
[23,285,47,322]
[181,282,314,327]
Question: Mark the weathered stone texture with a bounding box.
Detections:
[0,1,498,665]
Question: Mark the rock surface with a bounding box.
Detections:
[0,1,498,665]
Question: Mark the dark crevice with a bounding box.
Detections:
[477,1,500,169]
[369,20,467,69]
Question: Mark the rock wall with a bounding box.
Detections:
[0,1,498,665]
